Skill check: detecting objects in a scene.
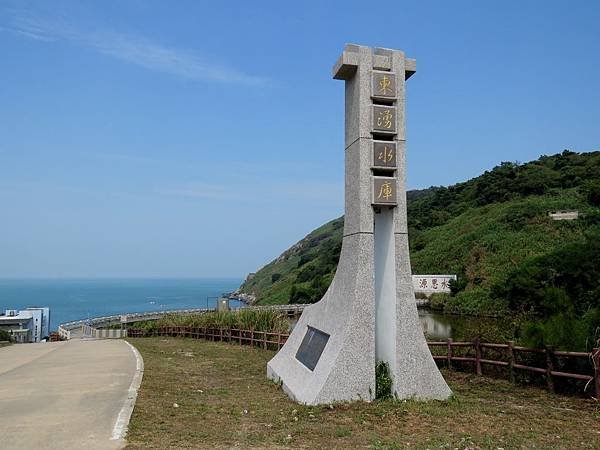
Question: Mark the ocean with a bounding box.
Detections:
[0,278,244,330]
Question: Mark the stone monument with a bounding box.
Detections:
[267,44,451,404]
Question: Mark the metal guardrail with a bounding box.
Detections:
[81,324,128,339]
[59,307,216,332]
[58,325,71,340]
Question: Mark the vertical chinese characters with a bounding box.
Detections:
[376,109,394,129]
[377,181,393,201]
[373,142,397,168]
[378,74,393,96]
[377,145,394,164]
[372,72,396,99]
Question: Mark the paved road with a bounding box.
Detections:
[0,339,141,449]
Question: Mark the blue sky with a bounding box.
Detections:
[1,0,598,278]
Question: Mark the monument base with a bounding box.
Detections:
[267,233,375,405]
[267,230,451,404]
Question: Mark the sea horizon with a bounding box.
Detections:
[0,278,245,331]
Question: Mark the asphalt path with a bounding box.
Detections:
[0,339,141,449]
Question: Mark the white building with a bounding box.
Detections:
[0,307,51,343]
[26,307,51,340]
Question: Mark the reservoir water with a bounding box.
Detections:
[418,309,508,341]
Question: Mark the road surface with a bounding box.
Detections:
[0,339,142,449]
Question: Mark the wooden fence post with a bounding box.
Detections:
[545,346,555,392]
[508,340,515,383]
[447,338,453,369]
[220,328,223,343]
[475,337,482,376]
[593,348,600,398]
[277,332,282,350]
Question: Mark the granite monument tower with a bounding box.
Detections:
[267,44,451,404]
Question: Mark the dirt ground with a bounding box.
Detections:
[126,337,600,449]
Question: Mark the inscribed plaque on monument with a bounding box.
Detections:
[372,105,396,133]
[372,71,396,99]
[372,177,397,205]
[295,326,330,371]
[373,141,397,168]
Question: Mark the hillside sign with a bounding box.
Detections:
[413,275,457,294]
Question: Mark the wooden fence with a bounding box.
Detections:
[127,327,600,396]
[128,326,289,351]
[429,337,599,396]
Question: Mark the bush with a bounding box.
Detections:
[0,329,11,342]
[297,254,312,267]
[428,293,450,311]
[449,277,467,295]
[493,227,600,350]
[444,288,506,316]
[289,285,314,304]
[584,180,600,206]
[375,361,393,400]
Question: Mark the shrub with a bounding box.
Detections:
[444,288,506,316]
[375,361,393,400]
[0,328,12,342]
[428,293,450,311]
[493,227,600,350]
[584,180,600,206]
[289,285,314,304]
[449,277,467,295]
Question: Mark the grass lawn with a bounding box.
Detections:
[125,337,600,449]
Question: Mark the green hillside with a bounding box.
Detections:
[240,150,600,349]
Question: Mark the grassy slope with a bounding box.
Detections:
[241,217,343,305]
[241,191,593,307]
[411,190,590,291]
[125,337,600,449]
[240,151,599,307]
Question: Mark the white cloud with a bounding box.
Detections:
[3,12,266,85]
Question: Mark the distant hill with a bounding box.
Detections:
[239,150,600,349]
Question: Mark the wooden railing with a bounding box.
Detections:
[127,327,600,396]
[127,326,289,351]
[429,338,599,395]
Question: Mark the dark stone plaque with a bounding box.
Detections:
[372,105,396,133]
[372,177,397,205]
[373,141,397,168]
[372,71,396,99]
[295,326,330,371]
